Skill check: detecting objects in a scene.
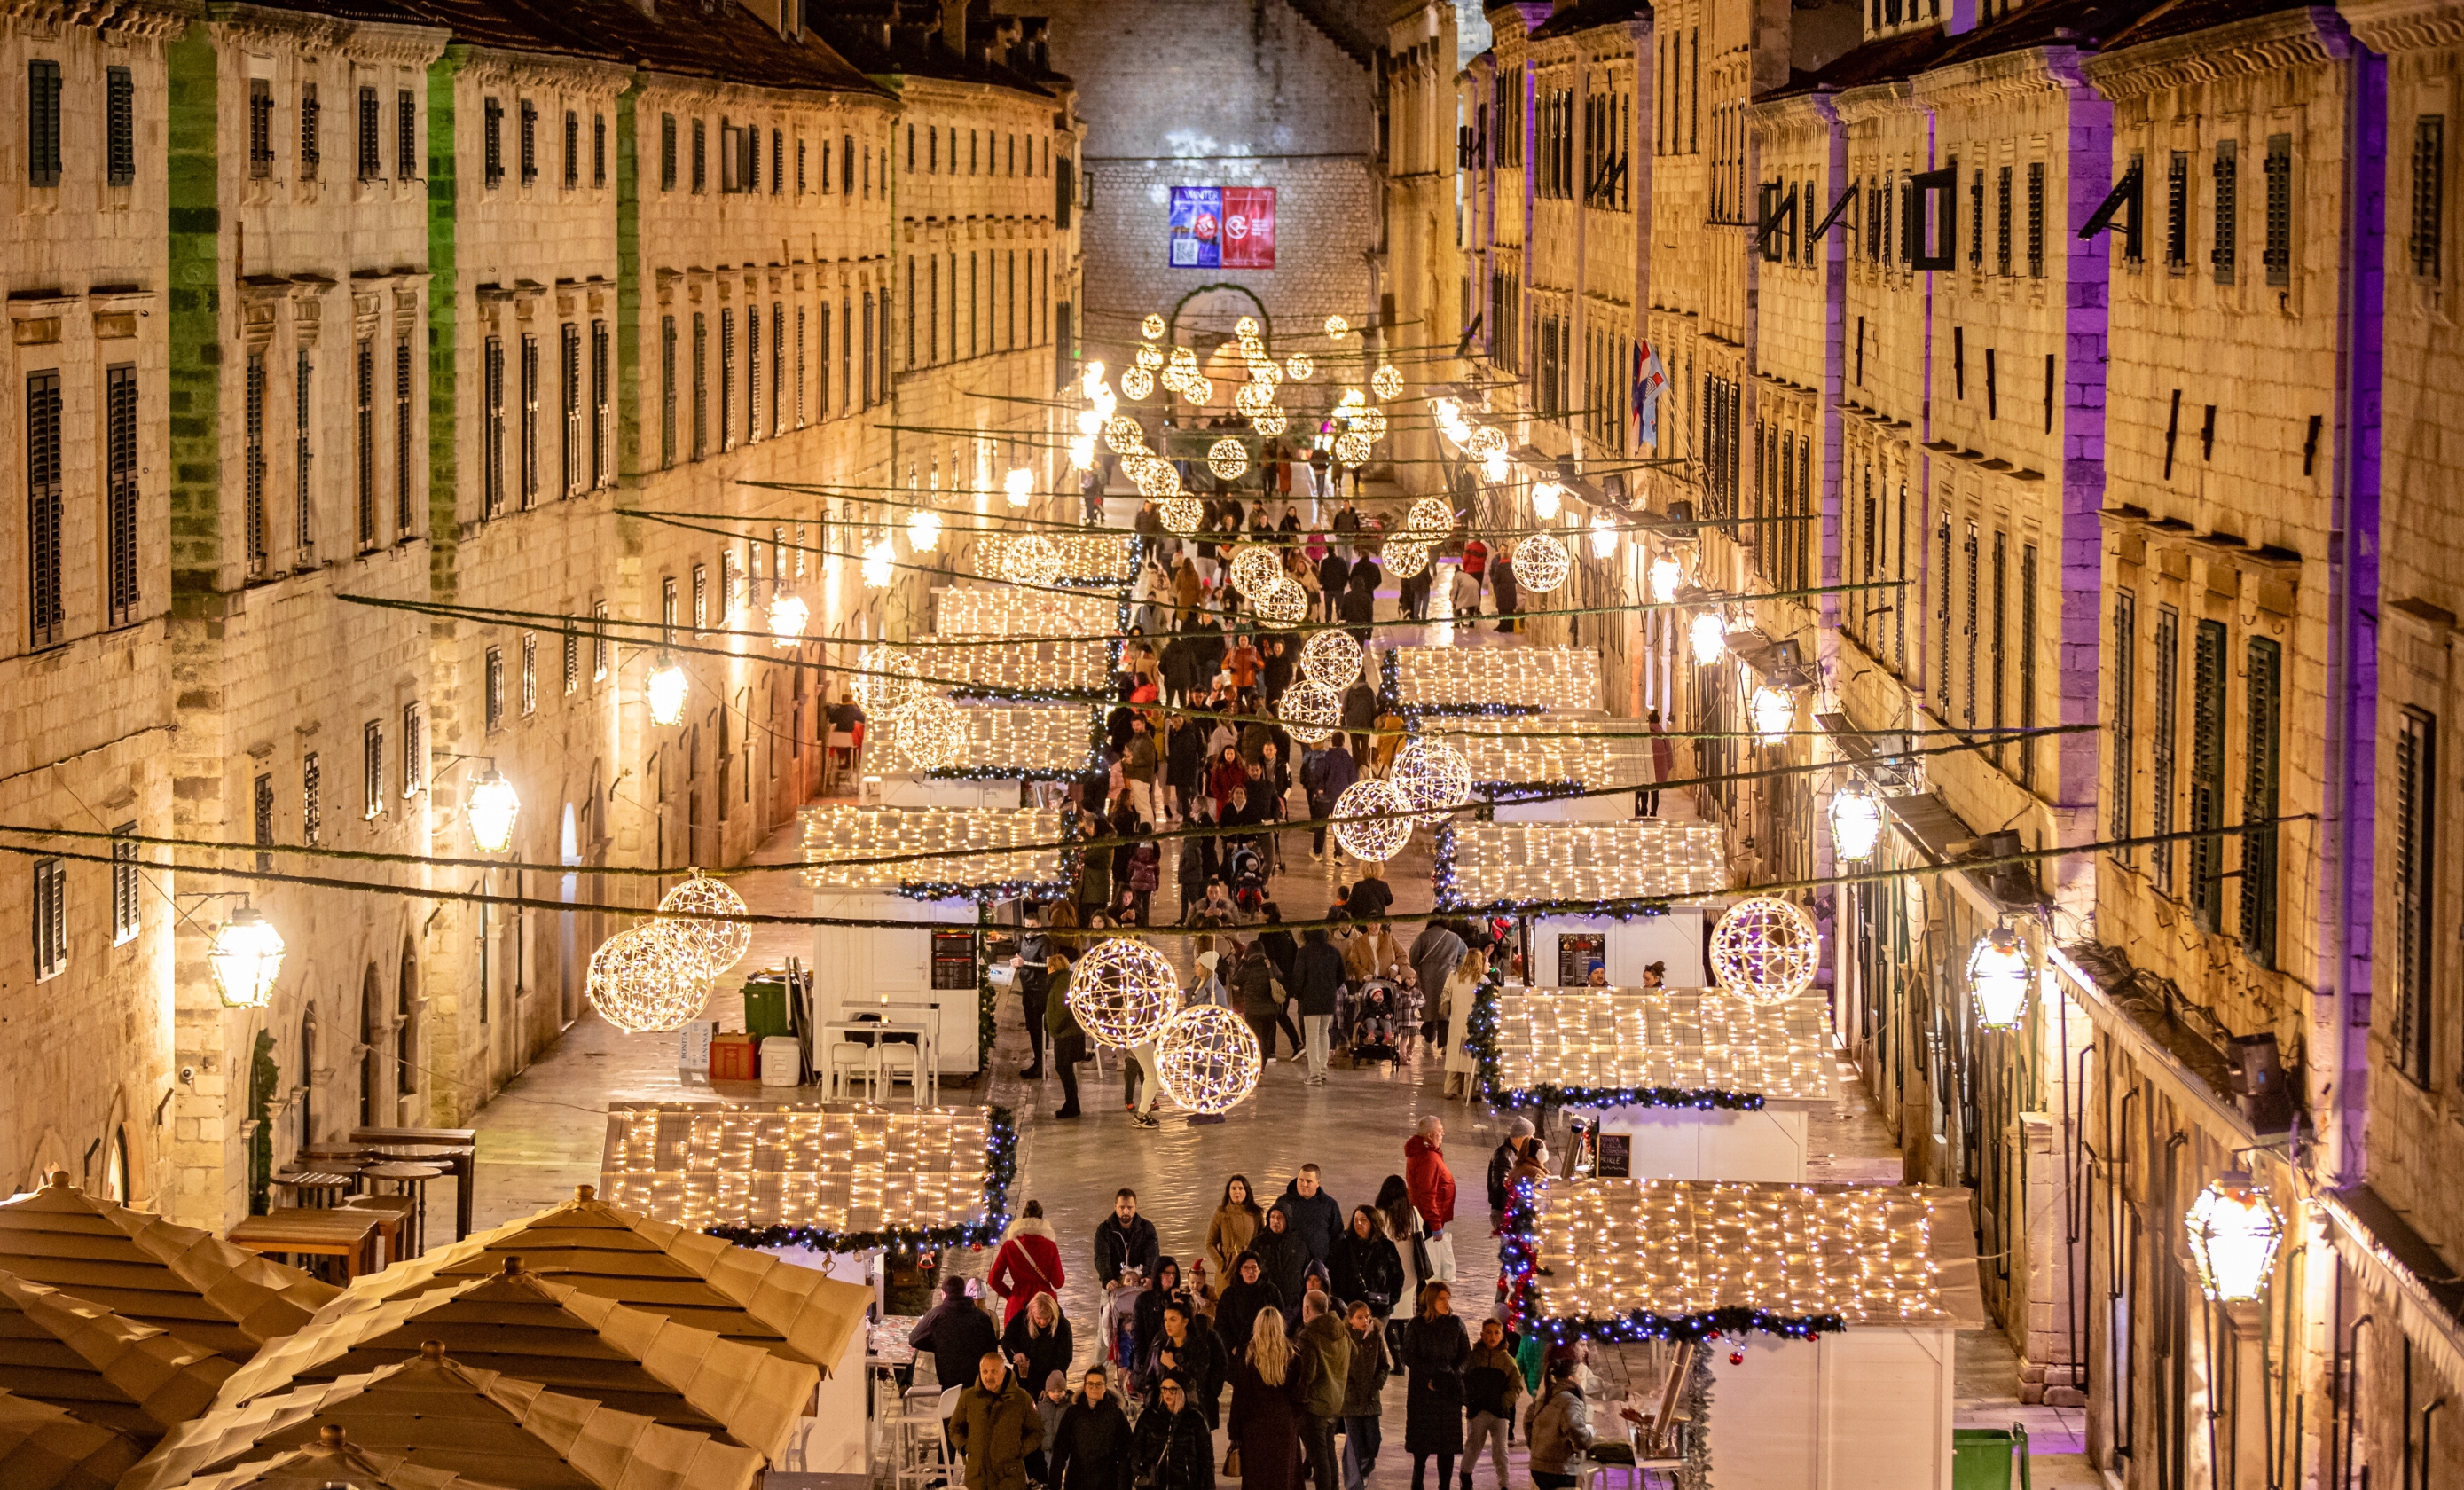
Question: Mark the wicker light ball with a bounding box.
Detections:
[1710,897,1822,1006]
[1228,543,1284,596]
[1370,364,1405,400]
[1169,345,1197,375]
[1154,1004,1263,1114]
[1331,778,1412,862]
[1236,315,1260,340]
[1382,537,1431,579]
[1121,366,1156,401]
[1251,406,1289,438]
[1235,381,1275,417]
[1068,937,1183,1048]
[1208,437,1250,480]
[1185,374,1216,406]
[1276,678,1341,744]
[588,924,709,1034]
[1160,496,1204,535]
[1286,353,1314,380]
[1392,739,1473,827]
[1137,343,1165,370]
[858,647,926,716]
[1404,497,1453,538]
[1299,630,1363,689]
[1247,355,1283,389]
[1131,454,1182,500]
[1142,313,1166,340]
[893,695,967,769]
[1002,533,1063,587]
[1323,314,1350,337]
[1105,414,1147,455]
[657,870,754,982]
[1513,533,1570,593]
[1252,578,1308,625]
[1353,405,1389,443]
[1333,431,1372,467]
[1470,426,1509,459]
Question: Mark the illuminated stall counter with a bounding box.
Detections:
[1440,820,1729,987]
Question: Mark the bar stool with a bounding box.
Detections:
[341,1194,420,1265]
[271,1169,359,1209]
[358,1161,446,1255]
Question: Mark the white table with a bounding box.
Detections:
[822,1016,938,1105]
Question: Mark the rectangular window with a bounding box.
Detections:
[519,98,538,183]
[483,335,506,514]
[302,752,321,847]
[561,322,581,497]
[562,628,578,694]
[592,319,611,486]
[593,112,607,186]
[518,333,538,506]
[402,701,424,796]
[2212,138,2239,284]
[397,89,417,179]
[661,113,676,190]
[246,354,268,573]
[746,307,760,442]
[693,117,706,192]
[772,128,782,195]
[27,371,64,647]
[2188,618,2228,930]
[796,305,806,424]
[592,600,610,681]
[562,108,577,189]
[2165,151,2190,271]
[358,86,381,179]
[356,339,376,548]
[363,720,384,819]
[520,631,538,716]
[483,95,502,186]
[484,647,505,732]
[110,823,138,945]
[32,858,66,981]
[719,309,735,450]
[2026,161,2044,278]
[249,78,273,177]
[2152,604,2179,893]
[2392,707,2437,1086]
[817,300,830,413]
[2264,135,2292,286]
[693,563,708,634]
[660,315,677,468]
[298,82,321,178]
[692,313,707,457]
[395,341,414,534]
[2240,637,2281,966]
[1963,524,1981,727]
[1989,530,2008,756]
[2019,542,2038,787]
[106,365,139,627]
[29,59,63,185]
[771,303,784,435]
[253,773,274,871]
[1997,164,2013,274]
[2411,116,2444,281]
[107,66,135,186]
[2112,591,2136,859]
[862,291,875,408]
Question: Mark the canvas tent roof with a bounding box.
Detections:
[0,1389,146,1490]
[0,1269,236,1442]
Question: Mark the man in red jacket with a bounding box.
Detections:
[1403,1116,1459,1285]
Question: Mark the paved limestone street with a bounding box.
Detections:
[462,488,2095,1487]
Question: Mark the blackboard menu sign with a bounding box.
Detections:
[931,930,979,991]
[1596,1133,1633,1179]
[1557,932,1606,986]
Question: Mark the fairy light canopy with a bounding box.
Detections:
[801,805,1070,898]
[870,703,1100,779]
[1066,937,1182,1049]
[1484,985,1835,1107]
[1392,646,1605,714]
[1153,1005,1263,1115]
[1433,716,1656,790]
[922,639,1113,696]
[1522,1178,1988,1335]
[932,586,1119,639]
[1709,896,1823,1006]
[1439,820,1730,909]
[971,531,1138,586]
[600,1103,1001,1243]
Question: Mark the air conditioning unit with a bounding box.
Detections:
[2229,1033,2295,1134]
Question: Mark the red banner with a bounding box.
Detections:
[1220,186,1276,269]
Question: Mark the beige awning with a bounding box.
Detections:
[216,1259,817,1462]
[121,1347,764,1490]
[0,1388,145,1490]
[0,1269,236,1442]
[332,1189,867,1373]
[0,1175,339,1361]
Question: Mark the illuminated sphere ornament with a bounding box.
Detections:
[1688,612,1730,664]
[1184,374,1215,405]
[1003,467,1035,507]
[1392,739,1473,826]
[1235,315,1259,339]
[646,654,691,725]
[1299,629,1363,689]
[1252,579,1308,625]
[1105,414,1146,456]
[1966,926,2033,1030]
[1649,553,1685,604]
[1286,353,1314,380]
[588,924,707,1035]
[1208,437,1251,481]
[893,695,968,770]
[1154,1004,1263,1114]
[1001,533,1063,586]
[659,870,753,983]
[1382,538,1432,579]
[857,647,926,716]
[1512,533,1570,593]
[1370,364,1405,400]
[1709,896,1822,1006]
[1334,431,1373,467]
[1470,426,1509,458]
[208,906,286,1009]
[467,769,521,854]
[1229,544,1284,597]
[861,537,897,589]
[1251,405,1289,437]
[1324,314,1349,337]
[2187,1172,2285,1303]
[1137,344,1165,372]
[1235,382,1275,418]
[1353,406,1388,443]
[1750,681,1797,742]
[1121,366,1156,401]
[1530,481,1564,521]
[1160,496,1204,535]
[905,507,943,553]
[1068,937,1182,1048]
[1277,678,1341,745]
[1830,780,1884,864]
[1142,313,1166,340]
[1404,498,1453,538]
[1331,779,1412,862]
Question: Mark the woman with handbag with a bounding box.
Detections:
[1327,1206,1403,1327]
[1226,1306,1308,1490]
[1129,1376,1215,1490]
[989,1201,1068,1327]
[1373,1176,1425,1356]
[1397,1282,1471,1490]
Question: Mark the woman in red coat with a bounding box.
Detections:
[989,1200,1067,1328]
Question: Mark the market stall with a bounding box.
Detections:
[1476,984,1834,1181]
[1516,1175,1986,1490]
[1437,820,1727,987]
[1385,644,1605,716]
[1435,714,1658,822]
[864,702,1100,811]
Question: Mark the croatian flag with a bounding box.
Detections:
[1634,341,1670,449]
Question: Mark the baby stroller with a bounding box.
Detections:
[1225,842,1268,914]
[1346,977,1402,1068]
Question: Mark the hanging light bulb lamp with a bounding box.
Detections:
[1003,467,1035,508]
[1481,451,1511,485]
[1529,481,1564,521]
[1708,896,1821,1006]
[1750,679,1798,743]
[1391,738,1474,827]
[1068,937,1182,1048]
[467,768,521,854]
[1513,533,1571,593]
[768,588,812,644]
[861,537,896,589]
[1688,611,1730,664]
[1331,779,1413,862]
[1649,552,1686,604]
[1589,512,1619,560]
[2186,1172,2286,1303]
[1966,924,2034,1030]
[1277,679,1342,745]
[1154,1004,1264,1115]
[1299,629,1363,689]
[904,507,943,554]
[208,904,287,1008]
[1830,779,1885,863]
[646,653,690,726]
[659,869,755,983]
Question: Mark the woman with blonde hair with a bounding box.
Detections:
[1227,1306,1307,1490]
[1439,949,1488,1099]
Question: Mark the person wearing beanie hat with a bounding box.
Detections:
[1486,1118,1540,1221]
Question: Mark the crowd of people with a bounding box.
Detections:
[919,1135,1640,1490]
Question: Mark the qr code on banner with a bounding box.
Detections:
[1172,238,1199,266]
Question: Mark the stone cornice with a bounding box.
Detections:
[0,0,196,40]
[2081,6,2356,99]
[210,5,448,67]
[454,44,633,98]
[1910,44,2094,110]
[2342,0,2464,55]
[1832,78,1919,127]
[634,67,897,114]
[1742,90,1838,133]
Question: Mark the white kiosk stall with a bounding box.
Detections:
[1388,644,1605,716]
[867,702,1099,810]
[599,1101,1007,1477]
[1522,1176,1985,1490]
[1440,820,1728,988]
[1483,984,1833,1181]
[1437,715,1652,823]
[802,804,1071,1082]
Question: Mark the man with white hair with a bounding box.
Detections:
[1402,1116,1458,1282]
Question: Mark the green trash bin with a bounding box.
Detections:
[742,975,793,1041]
[1951,1425,2030,1490]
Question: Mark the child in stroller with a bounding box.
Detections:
[1346,976,1402,1067]
[1225,842,1268,914]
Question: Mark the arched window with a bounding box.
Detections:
[298,1007,318,1149]
[397,943,420,1101]
[105,1127,129,1204]
[360,964,383,1127]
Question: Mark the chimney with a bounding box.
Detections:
[941,0,968,55]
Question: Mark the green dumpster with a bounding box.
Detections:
[1951,1424,2031,1490]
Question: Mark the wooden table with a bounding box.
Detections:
[350,1127,477,1239]
[229,1207,382,1280]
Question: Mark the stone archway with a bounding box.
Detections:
[1167,283,1273,348]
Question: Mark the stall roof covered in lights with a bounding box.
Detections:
[931,586,1121,639]
[969,530,1139,588]
[920,638,1113,698]
[801,804,1070,899]
[867,702,1097,780]
[1434,715,1658,792]
[1523,1178,1988,1337]
[1390,646,1604,715]
[1484,985,1834,1108]
[1439,820,1729,911]
[599,1102,1008,1251]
